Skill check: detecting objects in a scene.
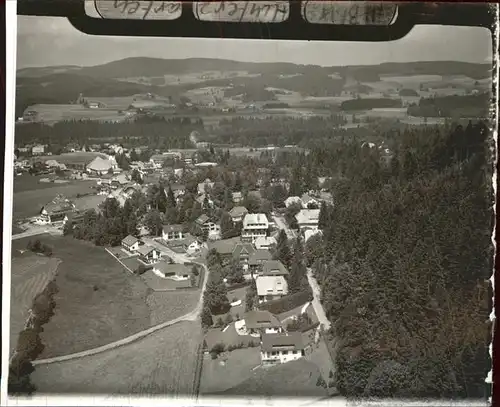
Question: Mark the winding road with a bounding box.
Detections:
[32,259,209,366]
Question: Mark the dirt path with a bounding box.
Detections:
[306,268,331,331]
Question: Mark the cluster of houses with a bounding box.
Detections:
[121,234,194,281]
[205,309,308,366]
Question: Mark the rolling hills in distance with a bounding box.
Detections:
[15,57,492,118]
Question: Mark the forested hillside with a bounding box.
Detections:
[306,121,492,398]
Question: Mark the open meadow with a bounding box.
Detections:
[10,252,62,357]
[31,321,203,395]
[11,235,151,359]
[25,104,127,123]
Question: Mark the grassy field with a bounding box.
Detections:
[147,290,200,326]
[220,357,329,397]
[11,235,151,359]
[10,252,61,357]
[200,347,262,394]
[31,321,203,395]
[27,104,126,123]
[13,180,96,219]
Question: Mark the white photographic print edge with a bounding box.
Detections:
[2,2,497,406]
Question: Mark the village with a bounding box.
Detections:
[12,138,338,391]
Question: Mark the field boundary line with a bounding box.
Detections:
[105,248,134,274]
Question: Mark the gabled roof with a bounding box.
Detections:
[295,209,320,224]
[243,213,269,227]
[232,243,256,258]
[229,206,248,218]
[162,224,184,233]
[137,245,159,256]
[87,156,113,172]
[248,249,273,266]
[261,332,304,352]
[122,234,139,246]
[154,261,191,277]
[244,310,281,330]
[262,260,289,276]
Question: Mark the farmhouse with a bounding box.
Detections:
[208,237,240,259]
[260,332,305,365]
[295,209,320,233]
[254,236,277,250]
[137,245,162,264]
[152,261,192,281]
[256,275,288,303]
[39,195,75,224]
[122,235,140,252]
[162,224,185,241]
[229,206,248,223]
[63,211,86,228]
[241,213,269,243]
[244,310,283,336]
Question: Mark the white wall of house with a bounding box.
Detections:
[162,230,184,241]
[260,349,304,364]
[123,241,140,251]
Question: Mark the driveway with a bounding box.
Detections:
[141,236,189,264]
[12,225,63,240]
[306,268,331,331]
[272,215,296,239]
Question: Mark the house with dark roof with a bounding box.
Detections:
[137,245,162,264]
[122,235,140,252]
[232,242,256,270]
[244,310,283,336]
[261,260,289,277]
[248,249,273,273]
[39,195,75,224]
[260,332,305,365]
[162,224,185,241]
[195,214,220,239]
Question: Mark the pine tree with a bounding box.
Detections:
[275,229,292,269]
[318,202,330,230]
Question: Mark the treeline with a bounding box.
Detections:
[407,92,490,118]
[212,115,349,147]
[15,119,199,150]
[340,98,402,111]
[307,121,492,398]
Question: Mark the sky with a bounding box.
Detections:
[16,15,493,69]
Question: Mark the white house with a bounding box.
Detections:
[152,261,192,281]
[284,196,302,208]
[122,235,140,252]
[256,275,288,303]
[304,229,323,243]
[162,224,185,241]
[260,332,305,365]
[242,213,269,243]
[86,156,115,176]
[229,206,248,223]
[295,209,320,232]
[232,191,243,203]
[137,245,162,264]
[195,214,221,240]
[254,236,277,250]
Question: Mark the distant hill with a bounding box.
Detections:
[15,58,492,118]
